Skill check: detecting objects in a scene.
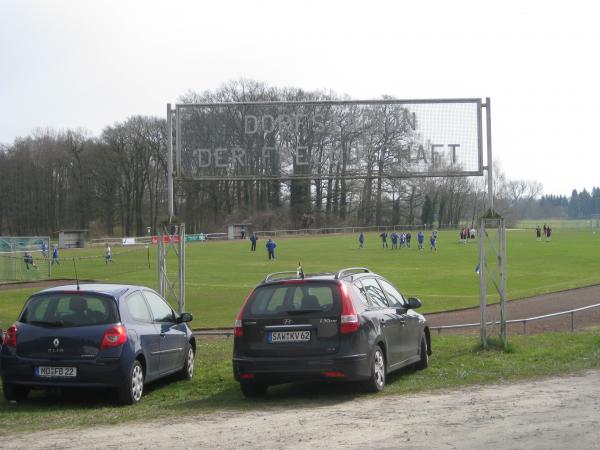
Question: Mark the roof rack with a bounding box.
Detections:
[334,267,371,279]
[263,271,301,283]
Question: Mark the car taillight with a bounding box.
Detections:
[3,325,17,348]
[339,283,360,334]
[234,293,252,338]
[100,325,127,349]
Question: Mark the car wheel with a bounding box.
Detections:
[364,345,386,393]
[415,335,428,370]
[118,360,144,405]
[179,344,195,381]
[2,381,30,402]
[240,382,268,398]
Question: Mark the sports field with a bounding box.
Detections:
[1,229,599,329]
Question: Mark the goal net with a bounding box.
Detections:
[0,236,51,283]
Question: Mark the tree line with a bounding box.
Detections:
[0,79,556,238]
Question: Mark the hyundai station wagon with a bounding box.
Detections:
[232,268,431,397]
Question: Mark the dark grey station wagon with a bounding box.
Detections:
[232,268,431,397]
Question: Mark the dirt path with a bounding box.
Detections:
[426,284,600,335]
[4,370,599,449]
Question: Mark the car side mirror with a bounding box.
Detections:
[406,297,422,309]
[177,312,193,323]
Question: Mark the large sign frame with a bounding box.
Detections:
[172,98,484,182]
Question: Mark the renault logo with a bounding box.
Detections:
[53,338,60,348]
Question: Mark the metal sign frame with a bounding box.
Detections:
[171,98,484,182]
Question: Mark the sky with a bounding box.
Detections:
[1,0,598,196]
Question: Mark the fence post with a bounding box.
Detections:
[571,311,574,332]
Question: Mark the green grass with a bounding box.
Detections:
[2,229,600,329]
[0,331,598,434]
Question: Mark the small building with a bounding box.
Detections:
[227,223,251,240]
[57,230,87,249]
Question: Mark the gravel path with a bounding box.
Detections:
[4,370,600,449]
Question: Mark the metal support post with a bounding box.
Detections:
[178,224,186,314]
[478,218,488,349]
[167,103,174,220]
[485,97,493,211]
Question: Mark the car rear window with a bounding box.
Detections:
[20,293,119,327]
[247,282,341,316]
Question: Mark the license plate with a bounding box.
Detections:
[35,366,77,378]
[268,330,311,343]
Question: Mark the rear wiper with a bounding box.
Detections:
[28,320,65,327]
[285,309,322,315]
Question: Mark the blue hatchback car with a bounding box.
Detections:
[0,284,195,404]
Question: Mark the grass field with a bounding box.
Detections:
[0,331,598,434]
[1,228,600,329]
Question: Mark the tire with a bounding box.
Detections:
[118,360,144,405]
[2,381,30,402]
[364,345,386,393]
[239,382,268,398]
[415,335,429,370]
[179,344,195,381]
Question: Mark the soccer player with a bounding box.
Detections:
[104,244,112,264]
[23,252,37,270]
[536,225,541,241]
[380,231,388,249]
[417,231,425,251]
[406,232,411,248]
[266,238,277,260]
[358,232,365,249]
[430,234,437,252]
[546,226,552,242]
[400,232,406,249]
[41,240,47,258]
[391,231,398,250]
[52,245,60,265]
[250,233,258,251]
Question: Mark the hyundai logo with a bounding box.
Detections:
[283,319,293,325]
[53,338,60,348]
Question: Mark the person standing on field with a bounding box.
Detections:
[104,244,112,264]
[266,238,277,260]
[536,225,541,241]
[390,231,398,250]
[358,232,365,249]
[546,227,552,242]
[430,233,437,252]
[380,231,388,249]
[406,232,412,248]
[24,252,37,270]
[52,245,60,265]
[250,233,258,251]
[417,230,425,250]
[41,240,47,258]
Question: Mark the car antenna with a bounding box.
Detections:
[72,258,80,291]
[297,261,304,280]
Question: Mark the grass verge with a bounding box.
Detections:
[1,330,599,435]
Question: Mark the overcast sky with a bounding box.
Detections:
[1,0,598,196]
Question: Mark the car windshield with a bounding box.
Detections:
[247,282,341,316]
[20,293,119,327]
